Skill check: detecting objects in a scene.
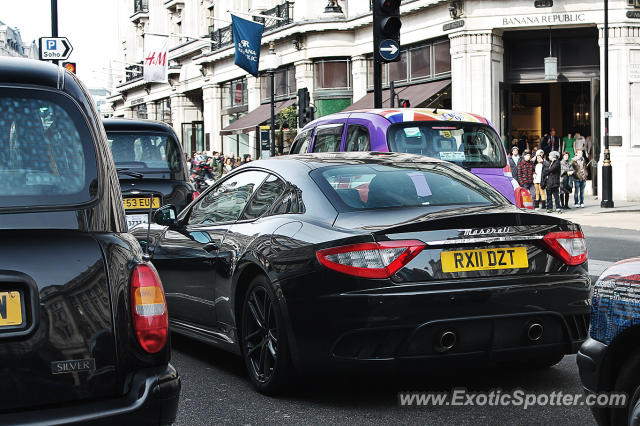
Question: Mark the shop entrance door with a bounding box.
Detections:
[508,82,591,155]
[182,121,204,156]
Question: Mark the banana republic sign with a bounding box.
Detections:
[502,12,586,26]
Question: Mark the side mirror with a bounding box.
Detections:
[153,205,178,227]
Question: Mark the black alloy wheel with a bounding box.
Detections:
[241,275,293,394]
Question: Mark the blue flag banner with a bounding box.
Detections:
[231,15,264,77]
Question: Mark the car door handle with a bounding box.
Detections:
[203,242,219,252]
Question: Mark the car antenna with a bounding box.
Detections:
[433,105,438,114]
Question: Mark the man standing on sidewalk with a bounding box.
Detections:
[509,146,521,179]
[517,150,536,202]
[571,148,588,208]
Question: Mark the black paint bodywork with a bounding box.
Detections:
[136,152,591,374]
[0,58,179,424]
[103,118,195,215]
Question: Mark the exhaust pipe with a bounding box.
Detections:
[527,322,544,342]
[439,330,457,351]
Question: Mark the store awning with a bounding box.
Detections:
[220,99,296,135]
[343,79,451,112]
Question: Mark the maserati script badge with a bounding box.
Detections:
[461,227,514,236]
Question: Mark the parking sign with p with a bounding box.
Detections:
[39,37,72,61]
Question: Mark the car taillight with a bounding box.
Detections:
[542,231,588,266]
[515,187,534,209]
[130,263,168,353]
[316,240,426,278]
[192,191,199,200]
[503,163,512,177]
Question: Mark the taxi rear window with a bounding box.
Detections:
[387,122,506,168]
[0,88,97,209]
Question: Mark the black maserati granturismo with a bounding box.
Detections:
[135,152,591,394]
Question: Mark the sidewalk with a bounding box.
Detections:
[539,196,640,230]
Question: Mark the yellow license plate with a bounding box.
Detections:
[441,247,529,273]
[0,291,23,327]
[123,197,160,210]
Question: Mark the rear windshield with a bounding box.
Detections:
[387,122,506,168]
[312,163,504,212]
[0,88,97,208]
[107,132,182,173]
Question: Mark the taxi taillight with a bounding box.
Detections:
[130,263,168,354]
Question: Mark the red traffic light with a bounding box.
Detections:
[63,62,76,73]
[380,0,401,13]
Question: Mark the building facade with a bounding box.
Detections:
[0,20,38,58]
[109,0,640,201]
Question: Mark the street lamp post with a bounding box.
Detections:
[51,0,59,65]
[601,0,614,207]
[264,42,280,157]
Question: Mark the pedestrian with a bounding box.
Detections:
[541,128,560,157]
[212,151,224,179]
[543,151,562,213]
[560,151,573,209]
[574,133,587,160]
[562,132,575,161]
[517,150,536,201]
[508,146,521,178]
[533,152,547,210]
[185,154,192,174]
[571,148,588,208]
[224,157,233,174]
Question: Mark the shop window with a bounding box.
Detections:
[222,78,248,110]
[389,51,408,83]
[135,103,147,119]
[314,60,351,90]
[156,98,171,124]
[260,65,296,103]
[367,39,450,89]
[433,41,451,75]
[410,45,431,79]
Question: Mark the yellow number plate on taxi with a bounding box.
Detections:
[0,291,23,327]
[441,247,529,273]
[123,197,160,210]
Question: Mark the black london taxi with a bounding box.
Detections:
[103,118,195,229]
[0,58,180,423]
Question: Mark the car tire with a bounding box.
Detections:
[610,349,640,426]
[240,275,294,395]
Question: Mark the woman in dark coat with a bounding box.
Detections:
[543,151,562,213]
[559,151,573,209]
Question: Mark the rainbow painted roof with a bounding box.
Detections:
[352,108,489,125]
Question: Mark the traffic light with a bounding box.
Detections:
[398,99,410,108]
[373,0,402,63]
[534,0,553,7]
[62,62,76,73]
[297,88,313,128]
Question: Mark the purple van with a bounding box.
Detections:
[289,108,531,208]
